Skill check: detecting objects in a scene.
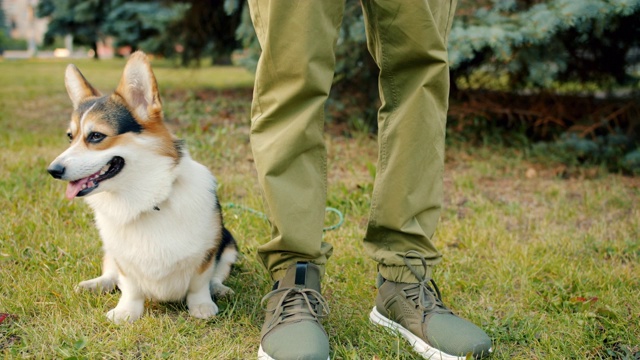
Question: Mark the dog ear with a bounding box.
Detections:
[116,51,162,122]
[65,64,101,109]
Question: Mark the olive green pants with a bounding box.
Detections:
[248,0,456,282]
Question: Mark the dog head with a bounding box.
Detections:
[47,51,182,202]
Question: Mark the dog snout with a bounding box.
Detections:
[47,163,66,179]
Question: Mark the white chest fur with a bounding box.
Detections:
[88,158,221,301]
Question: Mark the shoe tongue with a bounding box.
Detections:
[279,262,321,292]
[294,263,307,286]
[411,282,451,313]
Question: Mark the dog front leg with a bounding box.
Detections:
[106,274,145,324]
[187,267,218,319]
[76,253,119,293]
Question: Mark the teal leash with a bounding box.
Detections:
[223,203,344,232]
[322,207,344,231]
[224,203,269,221]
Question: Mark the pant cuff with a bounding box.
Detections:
[378,264,433,284]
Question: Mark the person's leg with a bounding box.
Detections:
[248,0,344,359]
[362,0,453,282]
[362,0,492,358]
[249,0,343,282]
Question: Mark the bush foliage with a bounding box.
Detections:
[450,0,640,90]
[448,0,640,173]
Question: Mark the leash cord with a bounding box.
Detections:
[223,203,344,232]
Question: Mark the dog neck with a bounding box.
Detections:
[85,154,185,225]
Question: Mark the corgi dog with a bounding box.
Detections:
[47,51,238,324]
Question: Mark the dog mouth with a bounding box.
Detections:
[65,156,125,199]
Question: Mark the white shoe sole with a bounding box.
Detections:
[257,344,330,360]
[370,306,472,360]
[257,345,274,360]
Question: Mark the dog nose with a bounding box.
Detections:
[47,164,66,179]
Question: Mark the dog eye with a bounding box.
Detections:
[66,132,73,142]
[87,132,106,144]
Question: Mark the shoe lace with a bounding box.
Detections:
[403,250,453,321]
[261,287,330,331]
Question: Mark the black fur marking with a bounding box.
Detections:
[215,227,237,262]
[81,97,143,135]
[215,197,223,215]
[201,248,215,270]
[212,186,237,262]
[102,99,143,135]
[174,140,185,158]
[112,109,143,135]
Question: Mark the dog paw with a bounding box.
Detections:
[106,308,142,324]
[210,283,235,298]
[77,276,117,293]
[189,302,219,319]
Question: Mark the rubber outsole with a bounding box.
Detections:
[369,306,471,360]
[257,344,330,360]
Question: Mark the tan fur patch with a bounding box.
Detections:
[198,247,217,274]
[138,112,181,161]
[198,228,223,274]
[112,90,179,162]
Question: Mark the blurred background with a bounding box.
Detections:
[1,0,639,174]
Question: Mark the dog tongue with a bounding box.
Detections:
[66,178,90,200]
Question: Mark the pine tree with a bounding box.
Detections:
[449,0,640,173]
[449,0,640,91]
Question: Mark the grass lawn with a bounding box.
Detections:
[1,58,639,359]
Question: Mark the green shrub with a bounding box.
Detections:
[532,131,639,174]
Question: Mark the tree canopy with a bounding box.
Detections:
[36,0,111,57]
[37,0,243,64]
[102,0,243,65]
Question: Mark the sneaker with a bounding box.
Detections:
[370,251,492,359]
[258,262,330,360]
